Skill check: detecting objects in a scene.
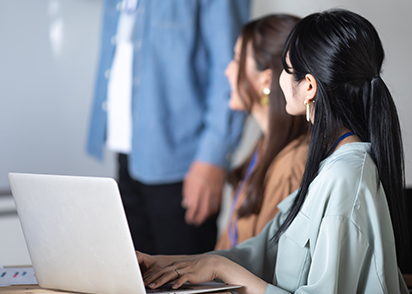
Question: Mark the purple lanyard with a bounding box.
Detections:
[228,151,259,247]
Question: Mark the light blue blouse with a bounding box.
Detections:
[213,143,408,293]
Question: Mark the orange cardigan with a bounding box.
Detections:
[215,134,310,250]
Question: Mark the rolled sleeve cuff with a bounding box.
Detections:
[194,132,233,170]
[265,284,291,294]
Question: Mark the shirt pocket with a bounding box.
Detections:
[151,0,197,29]
[275,212,311,292]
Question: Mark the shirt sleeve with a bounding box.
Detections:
[194,0,250,169]
[210,213,281,283]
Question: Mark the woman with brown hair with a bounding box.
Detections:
[215,14,309,249]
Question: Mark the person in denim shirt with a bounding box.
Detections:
[87,0,250,254]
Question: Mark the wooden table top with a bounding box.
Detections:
[0,285,234,294]
[2,275,411,294]
[0,284,79,293]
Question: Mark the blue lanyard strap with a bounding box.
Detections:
[228,150,259,247]
[326,131,354,156]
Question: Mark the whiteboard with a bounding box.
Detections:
[0,0,116,192]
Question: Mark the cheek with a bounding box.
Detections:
[226,63,246,111]
[280,72,305,116]
[225,62,238,89]
[279,71,287,96]
[280,71,293,106]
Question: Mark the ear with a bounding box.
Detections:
[304,74,317,104]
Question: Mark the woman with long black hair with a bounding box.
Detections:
[136,9,409,293]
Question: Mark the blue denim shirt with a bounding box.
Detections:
[87,0,250,184]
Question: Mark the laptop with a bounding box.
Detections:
[8,172,241,294]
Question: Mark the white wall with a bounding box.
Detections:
[1,0,411,191]
[0,0,411,189]
[0,0,411,266]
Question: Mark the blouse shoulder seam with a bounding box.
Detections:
[349,150,368,220]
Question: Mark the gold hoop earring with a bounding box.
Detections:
[304,100,315,122]
[304,101,310,122]
[261,88,270,106]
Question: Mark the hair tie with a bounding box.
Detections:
[371,76,380,83]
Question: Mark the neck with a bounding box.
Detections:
[332,128,361,152]
[251,105,269,138]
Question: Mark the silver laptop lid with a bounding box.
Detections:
[8,173,242,294]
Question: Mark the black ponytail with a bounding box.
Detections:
[368,77,407,260]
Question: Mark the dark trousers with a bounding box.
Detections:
[118,154,218,254]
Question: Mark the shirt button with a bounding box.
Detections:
[102,101,108,112]
[104,69,110,79]
[354,199,361,210]
[225,153,232,161]
[135,41,142,50]
[137,6,145,14]
[111,36,117,45]
[116,2,122,11]
[133,78,140,87]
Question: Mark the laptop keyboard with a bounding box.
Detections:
[146,284,195,293]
